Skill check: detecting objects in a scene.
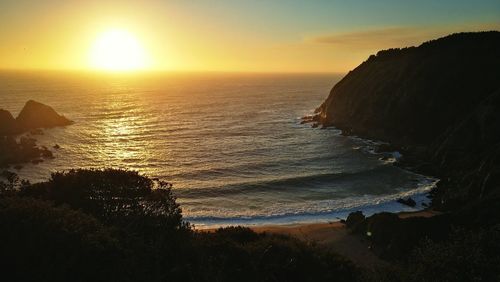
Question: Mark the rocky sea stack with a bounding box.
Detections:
[0,100,72,167]
[0,100,73,136]
[16,100,73,130]
[316,31,500,210]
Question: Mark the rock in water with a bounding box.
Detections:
[16,100,73,130]
[0,109,19,135]
[397,197,417,207]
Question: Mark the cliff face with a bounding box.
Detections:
[318,32,500,145]
[429,88,500,209]
[317,31,500,209]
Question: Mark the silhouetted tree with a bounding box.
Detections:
[21,168,188,232]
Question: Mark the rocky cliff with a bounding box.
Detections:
[316,31,500,210]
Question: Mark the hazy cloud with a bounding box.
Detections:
[310,23,500,50]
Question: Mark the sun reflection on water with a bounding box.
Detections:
[90,95,159,173]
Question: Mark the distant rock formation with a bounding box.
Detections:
[16,100,73,130]
[0,101,71,167]
[315,31,500,210]
[0,100,73,136]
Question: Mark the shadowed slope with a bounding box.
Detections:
[316,31,500,209]
[318,31,500,145]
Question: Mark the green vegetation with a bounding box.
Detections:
[344,208,500,281]
[406,226,500,282]
[0,169,358,282]
[2,169,500,281]
[0,198,126,282]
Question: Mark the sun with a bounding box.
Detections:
[89,29,149,71]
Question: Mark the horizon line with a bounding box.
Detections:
[0,68,347,76]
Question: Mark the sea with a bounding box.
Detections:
[0,71,436,228]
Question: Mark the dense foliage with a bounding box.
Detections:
[406,226,500,282]
[0,169,358,282]
[1,168,500,281]
[0,198,126,282]
[345,208,500,281]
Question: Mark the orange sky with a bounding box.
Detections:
[1,0,499,73]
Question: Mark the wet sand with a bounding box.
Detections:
[199,209,441,268]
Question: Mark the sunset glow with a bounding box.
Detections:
[0,1,499,72]
[89,29,148,71]
[2,1,500,280]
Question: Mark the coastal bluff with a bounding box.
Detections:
[316,31,500,209]
[0,100,72,136]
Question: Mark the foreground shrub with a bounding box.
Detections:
[0,197,127,282]
[405,226,500,282]
[191,226,359,282]
[18,169,193,281]
[20,168,188,233]
[6,169,360,282]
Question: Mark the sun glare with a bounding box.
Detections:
[89,29,148,71]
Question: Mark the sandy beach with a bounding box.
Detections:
[199,209,442,268]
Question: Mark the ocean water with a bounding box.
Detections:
[0,71,436,228]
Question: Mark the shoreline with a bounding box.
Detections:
[186,121,438,232]
[198,209,441,268]
[188,186,436,230]
[197,208,441,232]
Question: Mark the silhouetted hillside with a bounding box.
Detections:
[316,31,500,209]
